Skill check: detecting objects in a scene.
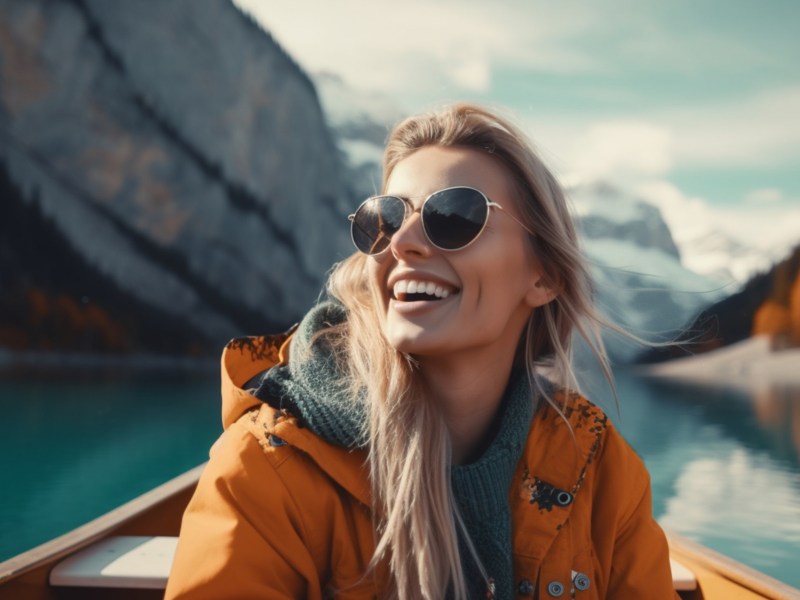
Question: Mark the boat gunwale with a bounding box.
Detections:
[667,531,800,600]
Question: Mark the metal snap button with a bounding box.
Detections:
[268,434,287,447]
[518,578,534,595]
[555,490,573,506]
[547,581,564,597]
[573,572,591,591]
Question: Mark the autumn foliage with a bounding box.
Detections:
[0,161,217,356]
[753,273,800,346]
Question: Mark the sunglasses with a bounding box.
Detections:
[348,186,534,255]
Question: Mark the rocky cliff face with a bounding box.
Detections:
[0,0,353,354]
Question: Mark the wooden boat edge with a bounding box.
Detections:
[666,532,800,600]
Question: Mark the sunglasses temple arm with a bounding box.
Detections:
[489,202,536,238]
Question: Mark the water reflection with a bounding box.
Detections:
[635,376,800,466]
[610,373,800,588]
[752,385,800,461]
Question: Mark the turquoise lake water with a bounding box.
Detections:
[1,367,798,589]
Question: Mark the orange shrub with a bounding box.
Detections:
[753,299,790,337]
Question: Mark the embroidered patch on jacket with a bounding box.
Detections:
[519,397,609,510]
[225,324,298,362]
[520,472,573,511]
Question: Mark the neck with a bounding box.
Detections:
[419,347,518,465]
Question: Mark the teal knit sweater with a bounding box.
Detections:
[256,301,534,599]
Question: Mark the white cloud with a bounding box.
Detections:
[232,0,603,97]
[524,85,800,185]
[660,450,800,547]
[448,50,492,92]
[744,188,784,205]
[665,86,800,169]
[568,120,673,179]
[233,0,790,97]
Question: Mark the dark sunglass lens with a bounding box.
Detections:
[423,188,488,249]
[351,196,406,254]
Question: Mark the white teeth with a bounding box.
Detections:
[395,280,408,295]
[392,279,455,300]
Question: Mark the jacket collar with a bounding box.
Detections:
[221,329,371,505]
[512,394,609,559]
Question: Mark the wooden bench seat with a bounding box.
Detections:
[50,536,177,589]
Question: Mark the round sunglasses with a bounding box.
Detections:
[348,186,534,255]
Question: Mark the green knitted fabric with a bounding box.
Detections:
[256,301,534,599]
[451,371,533,599]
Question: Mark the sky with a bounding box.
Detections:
[233,0,799,253]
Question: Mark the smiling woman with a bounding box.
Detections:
[164,104,678,600]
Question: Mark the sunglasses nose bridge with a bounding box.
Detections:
[388,205,434,256]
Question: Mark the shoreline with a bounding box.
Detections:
[636,335,800,389]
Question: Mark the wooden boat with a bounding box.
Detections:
[1,464,798,600]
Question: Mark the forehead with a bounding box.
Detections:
[385,146,514,204]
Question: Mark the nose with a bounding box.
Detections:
[389,210,433,259]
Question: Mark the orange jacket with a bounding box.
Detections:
[165,332,678,599]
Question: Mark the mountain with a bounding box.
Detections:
[566,182,727,360]
[0,0,354,355]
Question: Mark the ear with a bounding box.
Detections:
[525,273,558,308]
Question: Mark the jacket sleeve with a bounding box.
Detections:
[597,424,680,600]
[164,420,322,600]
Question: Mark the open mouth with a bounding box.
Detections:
[392,279,459,302]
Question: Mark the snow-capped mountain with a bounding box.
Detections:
[672,228,782,285]
[629,182,791,286]
[567,181,729,360]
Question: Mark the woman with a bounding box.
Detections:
[165,104,677,599]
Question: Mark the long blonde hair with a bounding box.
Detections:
[324,103,610,599]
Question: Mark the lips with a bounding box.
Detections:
[392,278,459,302]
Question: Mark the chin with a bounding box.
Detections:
[385,329,437,356]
